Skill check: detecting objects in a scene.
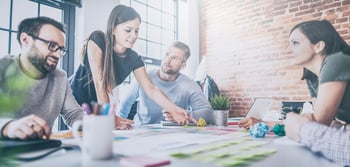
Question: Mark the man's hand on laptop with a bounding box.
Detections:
[2,114,51,140]
[115,115,134,130]
[163,108,197,125]
[162,110,174,122]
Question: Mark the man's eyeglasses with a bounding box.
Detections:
[164,54,184,63]
[27,33,68,55]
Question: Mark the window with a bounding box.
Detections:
[120,0,178,65]
[116,0,178,109]
[1,0,78,131]
[0,0,77,76]
[117,0,178,87]
[1,0,61,55]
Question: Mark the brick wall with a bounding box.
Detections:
[199,0,350,117]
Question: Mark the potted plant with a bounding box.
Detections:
[210,95,230,126]
[210,95,230,110]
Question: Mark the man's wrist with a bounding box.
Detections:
[1,120,14,138]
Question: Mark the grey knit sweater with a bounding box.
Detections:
[0,55,83,135]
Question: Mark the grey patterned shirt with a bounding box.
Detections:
[300,121,350,166]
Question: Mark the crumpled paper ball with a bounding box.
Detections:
[249,122,270,138]
[273,124,285,136]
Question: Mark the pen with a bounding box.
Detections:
[104,103,110,115]
[91,101,100,115]
[100,103,110,115]
[82,103,92,114]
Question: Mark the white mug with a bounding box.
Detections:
[72,114,115,160]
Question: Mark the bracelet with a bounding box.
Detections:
[273,123,285,136]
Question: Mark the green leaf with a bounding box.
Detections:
[210,95,230,110]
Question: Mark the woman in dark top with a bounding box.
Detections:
[70,5,195,125]
[287,20,350,126]
[240,20,350,130]
[284,20,350,166]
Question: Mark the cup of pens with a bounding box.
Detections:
[72,102,115,160]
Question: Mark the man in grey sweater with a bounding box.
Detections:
[117,41,213,125]
[0,17,132,140]
[0,17,84,140]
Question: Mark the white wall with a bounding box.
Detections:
[178,0,200,80]
[74,0,120,70]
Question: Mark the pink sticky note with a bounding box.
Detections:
[120,155,170,167]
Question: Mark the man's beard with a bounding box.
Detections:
[161,65,179,75]
[28,46,57,73]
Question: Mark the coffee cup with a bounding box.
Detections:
[72,114,114,160]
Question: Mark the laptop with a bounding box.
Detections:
[245,98,274,119]
[0,138,62,154]
[161,120,197,126]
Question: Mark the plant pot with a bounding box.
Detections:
[213,110,229,126]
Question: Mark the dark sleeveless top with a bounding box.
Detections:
[70,30,144,105]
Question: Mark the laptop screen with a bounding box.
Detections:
[245,98,274,119]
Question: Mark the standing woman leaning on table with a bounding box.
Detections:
[70,5,195,125]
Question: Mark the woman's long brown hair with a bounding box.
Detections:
[103,5,141,94]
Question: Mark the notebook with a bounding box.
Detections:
[245,98,274,119]
[0,138,62,154]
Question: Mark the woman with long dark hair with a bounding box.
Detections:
[285,20,350,166]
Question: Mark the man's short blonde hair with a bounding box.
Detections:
[171,41,191,61]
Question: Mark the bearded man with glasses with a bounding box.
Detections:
[0,16,83,140]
